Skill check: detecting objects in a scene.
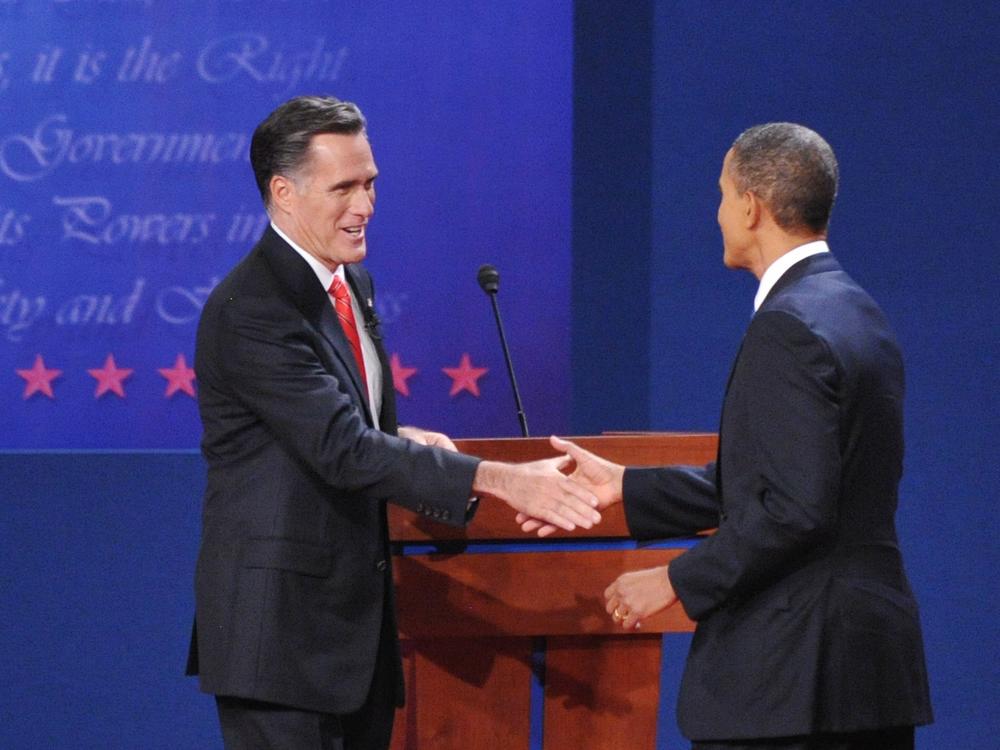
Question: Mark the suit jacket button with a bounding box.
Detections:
[375,559,387,572]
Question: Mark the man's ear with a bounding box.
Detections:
[269,174,295,214]
[743,190,762,229]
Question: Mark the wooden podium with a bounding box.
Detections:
[388,434,717,749]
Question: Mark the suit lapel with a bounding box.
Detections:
[316,291,374,424]
[258,228,374,423]
[345,265,398,434]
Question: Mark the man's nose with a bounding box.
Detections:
[351,189,375,217]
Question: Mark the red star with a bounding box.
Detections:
[16,354,63,400]
[390,353,418,397]
[158,353,196,398]
[88,354,134,398]
[442,353,488,397]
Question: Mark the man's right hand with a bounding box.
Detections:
[472,454,602,535]
[515,435,626,536]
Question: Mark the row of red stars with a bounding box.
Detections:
[13,353,490,400]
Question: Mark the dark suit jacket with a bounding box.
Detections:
[622,253,932,740]
[186,227,480,715]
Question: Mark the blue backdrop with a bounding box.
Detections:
[2,1,998,748]
[1,0,572,448]
[648,6,999,748]
[573,1,999,747]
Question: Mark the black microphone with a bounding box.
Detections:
[477,264,529,437]
[359,295,382,340]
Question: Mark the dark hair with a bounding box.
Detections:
[250,95,367,207]
[729,123,838,233]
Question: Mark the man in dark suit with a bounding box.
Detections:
[522,123,932,749]
[187,95,601,750]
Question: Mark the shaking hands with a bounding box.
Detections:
[472,449,603,534]
[514,435,626,537]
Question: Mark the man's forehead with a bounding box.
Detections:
[308,131,370,155]
[301,132,376,174]
[719,148,736,181]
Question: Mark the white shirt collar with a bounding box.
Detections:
[270,221,345,291]
[753,240,829,311]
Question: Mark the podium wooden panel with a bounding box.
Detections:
[389,434,716,749]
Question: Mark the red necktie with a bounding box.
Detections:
[328,276,368,395]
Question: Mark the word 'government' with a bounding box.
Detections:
[0,114,248,182]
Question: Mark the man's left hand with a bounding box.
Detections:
[604,564,678,630]
[398,426,458,452]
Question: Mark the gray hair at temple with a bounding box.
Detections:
[729,123,839,234]
[250,95,368,208]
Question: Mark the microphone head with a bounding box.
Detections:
[477,264,500,294]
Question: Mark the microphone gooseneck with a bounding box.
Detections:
[477,264,529,437]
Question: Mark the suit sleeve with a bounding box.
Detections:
[668,311,842,620]
[622,463,721,539]
[209,294,479,522]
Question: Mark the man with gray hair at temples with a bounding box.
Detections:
[187,95,601,750]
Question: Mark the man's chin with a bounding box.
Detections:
[722,250,746,271]
[339,243,367,265]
